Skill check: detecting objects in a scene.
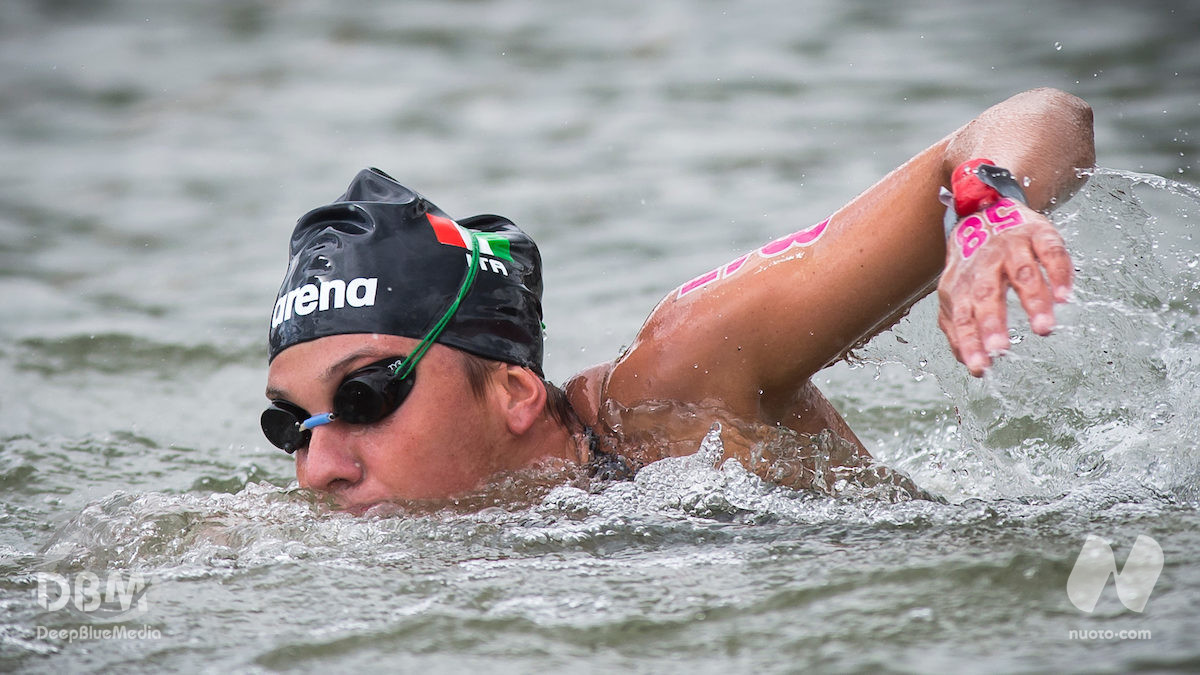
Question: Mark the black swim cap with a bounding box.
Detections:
[268,168,545,374]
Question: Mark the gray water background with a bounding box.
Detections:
[1,0,1198,672]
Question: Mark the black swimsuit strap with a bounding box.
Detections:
[583,425,635,482]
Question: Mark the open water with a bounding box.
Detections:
[1,1,1198,673]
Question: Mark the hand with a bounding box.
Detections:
[936,199,1074,376]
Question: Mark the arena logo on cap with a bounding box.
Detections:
[272,277,378,328]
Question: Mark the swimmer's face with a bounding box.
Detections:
[265,334,510,511]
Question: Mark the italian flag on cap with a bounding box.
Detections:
[427,213,512,261]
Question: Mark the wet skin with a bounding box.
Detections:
[266,333,579,511]
[265,89,1095,509]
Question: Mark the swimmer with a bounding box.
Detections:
[262,87,1095,510]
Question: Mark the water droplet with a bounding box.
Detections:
[1053,41,1063,50]
[1023,176,1032,187]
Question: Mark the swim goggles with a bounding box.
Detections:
[260,232,481,454]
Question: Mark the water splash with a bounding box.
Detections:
[8,168,1198,674]
[20,168,1195,588]
[16,170,1196,587]
[597,399,931,502]
[854,168,1200,502]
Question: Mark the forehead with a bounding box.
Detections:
[266,333,424,396]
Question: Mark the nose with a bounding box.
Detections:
[296,425,364,494]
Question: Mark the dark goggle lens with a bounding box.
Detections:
[260,356,417,453]
[332,379,389,424]
[333,360,416,424]
[260,403,310,454]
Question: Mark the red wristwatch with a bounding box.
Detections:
[940,159,1029,235]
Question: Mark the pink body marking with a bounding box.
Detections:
[955,198,1026,259]
[758,217,829,257]
[678,269,721,297]
[678,218,830,298]
[986,199,1024,232]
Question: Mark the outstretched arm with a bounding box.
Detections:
[601,88,1095,426]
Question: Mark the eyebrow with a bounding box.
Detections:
[264,345,397,401]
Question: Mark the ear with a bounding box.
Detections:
[495,365,547,436]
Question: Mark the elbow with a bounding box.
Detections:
[1028,87,1097,168]
[1038,89,1097,204]
[1067,93,1097,170]
[1028,87,1092,118]
[979,88,1097,206]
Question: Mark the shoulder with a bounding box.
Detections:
[562,362,610,429]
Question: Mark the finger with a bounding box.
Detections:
[952,310,989,376]
[937,305,963,363]
[1002,240,1057,336]
[937,279,968,363]
[1030,226,1074,302]
[948,293,990,377]
[967,254,1011,358]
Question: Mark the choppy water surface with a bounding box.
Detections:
[2,1,1198,673]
